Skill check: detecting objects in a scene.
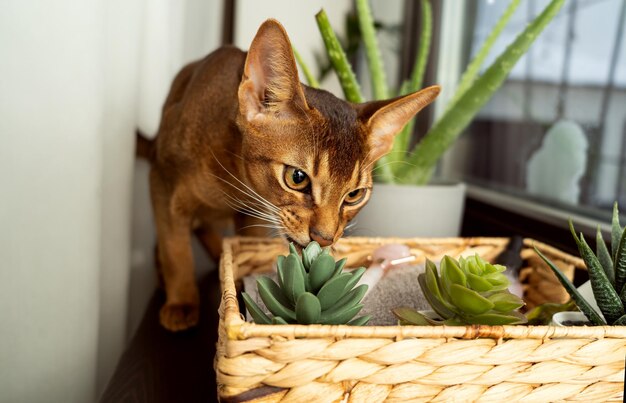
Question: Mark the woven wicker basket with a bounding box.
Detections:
[216,237,626,402]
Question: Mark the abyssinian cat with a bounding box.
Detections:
[142,19,439,331]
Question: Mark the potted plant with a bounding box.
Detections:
[242,241,371,325]
[392,254,527,325]
[535,203,626,326]
[297,0,565,237]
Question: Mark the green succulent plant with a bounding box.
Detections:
[535,202,626,326]
[242,242,371,326]
[393,254,527,325]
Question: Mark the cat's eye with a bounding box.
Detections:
[344,188,366,205]
[284,166,310,191]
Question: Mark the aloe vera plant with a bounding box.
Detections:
[534,203,626,325]
[393,254,527,325]
[242,242,371,326]
[300,0,564,184]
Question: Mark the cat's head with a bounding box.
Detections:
[235,19,439,248]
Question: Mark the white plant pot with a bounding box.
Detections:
[551,281,602,326]
[551,311,590,326]
[350,182,466,238]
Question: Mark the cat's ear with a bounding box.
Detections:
[359,85,440,161]
[239,19,309,122]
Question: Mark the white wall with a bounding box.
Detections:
[0,1,223,401]
[0,1,103,402]
[97,0,143,395]
[129,0,223,342]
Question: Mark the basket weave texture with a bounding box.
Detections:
[216,237,626,402]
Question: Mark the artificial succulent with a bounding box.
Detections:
[535,202,626,325]
[242,242,371,326]
[393,254,527,325]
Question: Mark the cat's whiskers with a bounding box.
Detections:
[208,149,281,213]
[239,223,286,232]
[362,152,417,180]
[370,160,421,183]
[213,173,281,215]
[344,219,357,232]
[207,151,298,241]
[222,201,276,226]
[221,193,281,225]
[371,159,418,173]
[218,185,274,218]
[358,148,378,176]
[209,171,279,216]
[223,191,278,220]
[361,149,409,173]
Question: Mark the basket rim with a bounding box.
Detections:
[220,236,626,341]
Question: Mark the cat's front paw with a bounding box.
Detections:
[160,302,199,331]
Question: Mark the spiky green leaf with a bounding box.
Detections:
[484,263,505,274]
[441,255,467,294]
[323,284,368,317]
[344,267,366,292]
[612,202,622,260]
[242,292,271,324]
[332,258,347,278]
[447,0,522,107]
[421,261,457,317]
[283,254,306,303]
[289,243,298,255]
[257,277,297,321]
[397,0,565,184]
[483,272,510,291]
[315,10,362,103]
[613,314,626,325]
[620,283,626,307]
[466,272,493,292]
[316,273,352,310]
[309,253,336,292]
[614,226,626,294]
[534,246,606,325]
[303,242,323,270]
[488,292,525,313]
[578,233,624,324]
[272,316,289,325]
[392,307,433,326]
[295,292,321,324]
[355,0,388,100]
[467,311,527,325]
[256,277,291,307]
[320,303,364,325]
[448,284,494,315]
[347,315,371,326]
[276,254,286,285]
[596,227,615,286]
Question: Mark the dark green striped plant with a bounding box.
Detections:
[298,0,564,184]
[535,203,626,325]
[242,242,371,326]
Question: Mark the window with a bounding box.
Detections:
[450,0,626,215]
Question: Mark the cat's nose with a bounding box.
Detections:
[309,228,333,247]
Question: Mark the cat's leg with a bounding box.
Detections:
[150,170,199,331]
